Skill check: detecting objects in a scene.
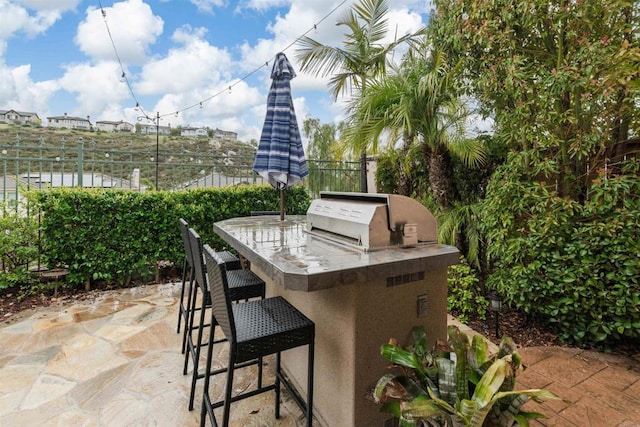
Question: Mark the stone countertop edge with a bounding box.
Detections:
[214,217,460,292]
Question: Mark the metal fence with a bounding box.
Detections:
[1,136,364,208]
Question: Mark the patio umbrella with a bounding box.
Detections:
[253,52,308,220]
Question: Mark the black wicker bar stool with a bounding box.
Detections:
[177,219,241,354]
[201,244,315,427]
[184,227,266,411]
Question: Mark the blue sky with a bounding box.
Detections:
[1,0,431,143]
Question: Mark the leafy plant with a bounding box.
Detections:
[374,325,557,426]
[34,185,311,289]
[481,155,640,347]
[0,203,39,291]
[447,260,487,323]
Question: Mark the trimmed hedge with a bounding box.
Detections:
[34,185,310,287]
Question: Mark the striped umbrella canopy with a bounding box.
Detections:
[253,52,308,219]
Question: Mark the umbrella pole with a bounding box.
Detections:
[280,188,285,221]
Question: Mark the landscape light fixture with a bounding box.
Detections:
[488,291,503,338]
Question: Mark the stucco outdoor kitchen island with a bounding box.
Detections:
[214,206,459,426]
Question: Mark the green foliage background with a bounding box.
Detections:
[481,155,640,347]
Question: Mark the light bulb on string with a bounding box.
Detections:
[199,102,203,109]
[134,102,139,111]
[119,72,126,83]
[175,111,179,117]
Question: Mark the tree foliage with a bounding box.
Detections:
[430,0,639,199]
[296,0,424,100]
[428,0,640,347]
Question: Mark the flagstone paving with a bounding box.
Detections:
[1,283,638,426]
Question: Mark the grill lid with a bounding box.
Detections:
[305,192,437,251]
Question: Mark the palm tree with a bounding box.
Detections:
[295,0,423,101]
[344,43,484,207]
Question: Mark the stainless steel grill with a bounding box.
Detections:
[305,192,438,251]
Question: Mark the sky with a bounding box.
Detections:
[0,0,432,144]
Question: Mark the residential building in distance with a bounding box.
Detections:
[95,120,134,133]
[181,126,208,137]
[213,128,237,140]
[138,123,171,135]
[47,113,92,130]
[0,109,40,125]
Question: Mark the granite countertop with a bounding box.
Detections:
[214,215,459,292]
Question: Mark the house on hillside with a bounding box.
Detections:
[181,126,208,137]
[213,128,237,140]
[138,123,171,135]
[0,109,40,125]
[47,113,92,130]
[95,120,134,133]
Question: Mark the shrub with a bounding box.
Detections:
[34,185,310,289]
[0,204,39,291]
[481,155,640,348]
[447,259,487,323]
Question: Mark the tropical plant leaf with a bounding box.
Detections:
[471,333,489,368]
[401,394,448,420]
[471,358,508,406]
[436,357,457,405]
[426,384,457,414]
[410,325,429,358]
[374,374,427,403]
[380,401,402,417]
[381,344,427,377]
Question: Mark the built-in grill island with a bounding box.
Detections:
[214,192,459,427]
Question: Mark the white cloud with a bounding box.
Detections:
[0,63,58,113]
[57,61,130,118]
[239,0,291,12]
[189,0,225,14]
[14,0,81,10]
[136,25,232,95]
[75,0,163,64]
[0,0,75,39]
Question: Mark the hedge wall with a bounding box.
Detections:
[34,185,310,287]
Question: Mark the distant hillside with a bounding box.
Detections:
[0,123,260,189]
[0,123,257,158]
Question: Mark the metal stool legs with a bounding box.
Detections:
[183,228,265,412]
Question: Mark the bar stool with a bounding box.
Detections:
[184,227,265,411]
[177,219,240,354]
[201,244,315,427]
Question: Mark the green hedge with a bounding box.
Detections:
[481,156,640,348]
[34,185,310,287]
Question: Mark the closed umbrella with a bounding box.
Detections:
[253,52,308,220]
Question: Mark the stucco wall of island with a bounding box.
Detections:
[214,215,459,427]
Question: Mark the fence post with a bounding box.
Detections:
[360,152,367,193]
[77,137,84,187]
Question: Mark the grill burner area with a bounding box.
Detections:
[305,192,438,252]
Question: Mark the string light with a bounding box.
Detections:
[99,0,349,121]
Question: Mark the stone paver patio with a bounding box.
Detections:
[1,282,638,426]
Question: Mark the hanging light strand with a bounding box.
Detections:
[99,0,349,121]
